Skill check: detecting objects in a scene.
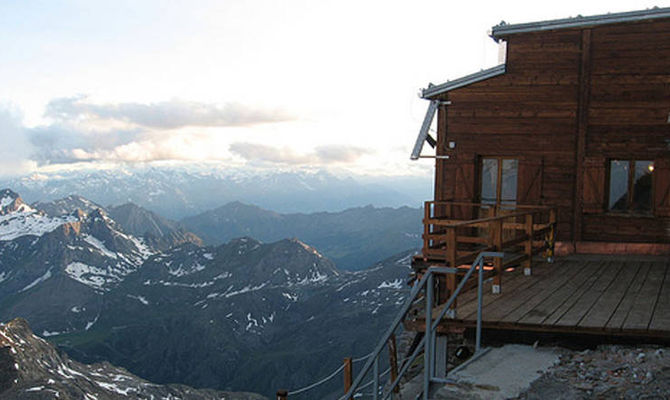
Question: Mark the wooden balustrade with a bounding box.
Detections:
[414,201,557,303]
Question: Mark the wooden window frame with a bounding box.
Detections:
[478,156,519,205]
[606,159,654,215]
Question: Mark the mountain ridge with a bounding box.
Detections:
[181,201,421,270]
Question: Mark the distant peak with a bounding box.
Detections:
[0,188,20,200]
[0,189,32,215]
[229,236,262,246]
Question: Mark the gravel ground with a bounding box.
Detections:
[517,345,670,399]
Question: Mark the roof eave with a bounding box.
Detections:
[491,7,670,41]
[421,64,506,99]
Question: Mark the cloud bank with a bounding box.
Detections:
[45,96,294,129]
[22,96,298,165]
[0,107,37,177]
[229,142,371,165]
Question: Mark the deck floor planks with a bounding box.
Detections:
[456,261,561,319]
[456,269,524,304]
[517,260,605,325]
[578,261,642,329]
[543,260,610,326]
[605,262,652,331]
[622,261,667,331]
[421,255,670,339]
[649,262,670,332]
[458,263,564,320]
[500,261,585,324]
[484,261,575,323]
[555,260,625,327]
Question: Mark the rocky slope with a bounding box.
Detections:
[52,240,414,397]
[107,203,203,251]
[0,318,266,399]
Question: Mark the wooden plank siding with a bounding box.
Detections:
[432,18,670,244]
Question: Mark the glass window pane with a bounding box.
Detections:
[501,159,518,205]
[633,161,653,212]
[480,158,498,204]
[609,160,629,211]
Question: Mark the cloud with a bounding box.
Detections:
[27,123,144,164]
[315,145,369,163]
[229,142,371,165]
[228,143,312,165]
[21,95,298,165]
[45,96,294,129]
[0,106,37,177]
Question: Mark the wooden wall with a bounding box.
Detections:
[433,19,670,244]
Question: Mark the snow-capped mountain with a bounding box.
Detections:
[0,189,79,242]
[0,318,267,400]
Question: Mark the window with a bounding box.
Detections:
[480,157,518,206]
[608,160,653,213]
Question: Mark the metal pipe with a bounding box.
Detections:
[430,252,503,332]
[373,357,379,400]
[423,273,433,400]
[342,269,431,400]
[476,257,484,352]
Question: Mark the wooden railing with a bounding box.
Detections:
[415,201,557,297]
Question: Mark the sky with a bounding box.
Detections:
[0,0,667,178]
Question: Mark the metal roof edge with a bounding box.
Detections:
[421,64,506,99]
[491,7,670,40]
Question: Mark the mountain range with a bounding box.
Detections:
[0,188,416,398]
[180,201,421,270]
[2,166,431,219]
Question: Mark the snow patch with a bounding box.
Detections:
[83,235,117,259]
[21,268,53,292]
[378,279,403,290]
[126,294,149,305]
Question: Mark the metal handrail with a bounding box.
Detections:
[341,251,504,400]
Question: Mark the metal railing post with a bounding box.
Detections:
[373,357,379,400]
[476,257,484,353]
[423,272,433,400]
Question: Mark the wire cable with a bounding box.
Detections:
[287,363,345,396]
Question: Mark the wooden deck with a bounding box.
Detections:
[414,254,670,340]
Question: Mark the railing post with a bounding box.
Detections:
[476,257,484,352]
[343,357,353,400]
[445,226,457,315]
[423,202,430,257]
[276,389,288,400]
[388,334,399,396]
[523,213,533,276]
[547,208,557,263]
[491,219,503,294]
[373,357,379,400]
[423,273,434,399]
